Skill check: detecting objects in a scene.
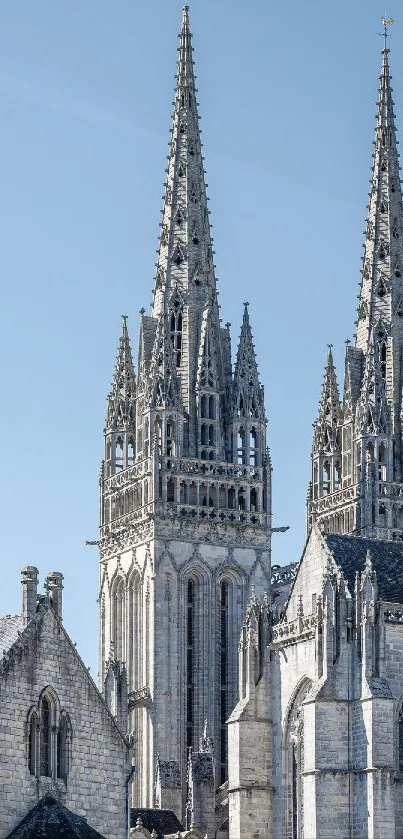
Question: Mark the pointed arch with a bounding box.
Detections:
[111,574,126,663]
[283,678,313,839]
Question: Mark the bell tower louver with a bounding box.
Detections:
[99,6,272,817]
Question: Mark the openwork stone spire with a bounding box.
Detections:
[106,315,136,431]
[356,47,403,369]
[152,5,215,319]
[233,303,265,421]
[309,43,403,539]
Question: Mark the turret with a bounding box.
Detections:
[232,303,266,468]
[311,347,342,503]
[104,315,136,477]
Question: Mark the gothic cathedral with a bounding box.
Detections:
[98,6,271,810]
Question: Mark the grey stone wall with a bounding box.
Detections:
[0,606,129,839]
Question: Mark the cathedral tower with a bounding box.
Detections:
[99,7,272,812]
[309,42,403,539]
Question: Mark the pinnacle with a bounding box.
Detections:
[106,317,136,431]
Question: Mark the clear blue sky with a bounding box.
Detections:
[0,0,400,676]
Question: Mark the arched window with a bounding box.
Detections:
[285,681,312,839]
[28,710,38,776]
[112,577,126,663]
[220,581,228,784]
[209,395,216,419]
[57,713,71,781]
[201,394,208,418]
[186,579,196,752]
[40,696,52,777]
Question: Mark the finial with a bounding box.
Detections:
[381,16,395,51]
[139,307,146,316]
[243,301,249,308]
[122,314,128,328]
[182,5,190,27]
[345,338,351,346]
[327,343,333,350]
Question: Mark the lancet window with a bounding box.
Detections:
[219,581,228,784]
[27,690,71,781]
[170,298,183,367]
[285,681,312,839]
[186,579,196,751]
[112,577,126,663]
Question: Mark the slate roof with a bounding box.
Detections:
[324,534,403,603]
[0,615,23,654]
[5,793,106,838]
[131,809,184,838]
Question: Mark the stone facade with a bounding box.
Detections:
[0,567,130,839]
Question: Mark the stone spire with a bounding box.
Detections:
[152,5,215,320]
[106,316,136,432]
[356,47,403,390]
[313,347,342,454]
[233,303,265,421]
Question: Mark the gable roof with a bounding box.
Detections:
[0,615,23,654]
[324,533,403,603]
[131,809,184,838]
[5,793,105,839]
[0,601,128,749]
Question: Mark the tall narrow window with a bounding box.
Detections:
[57,714,71,781]
[113,578,125,663]
[28,713,38,776]
[334,461,341,491]
[237,428,246,465]
[127,438,135,466]
[186,580,195,751]
[166,421,174,457]
[155,419,162,457]
[115,438,124,472]
[40,697,52,777]
[322,461,331,495]
[220,581,229,784]
[250,428,257,467]
[170,299,183,367]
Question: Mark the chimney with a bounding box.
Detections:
[21,566,39,627]
[45,572,64,619]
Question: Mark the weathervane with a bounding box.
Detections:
[381,16,395,50]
